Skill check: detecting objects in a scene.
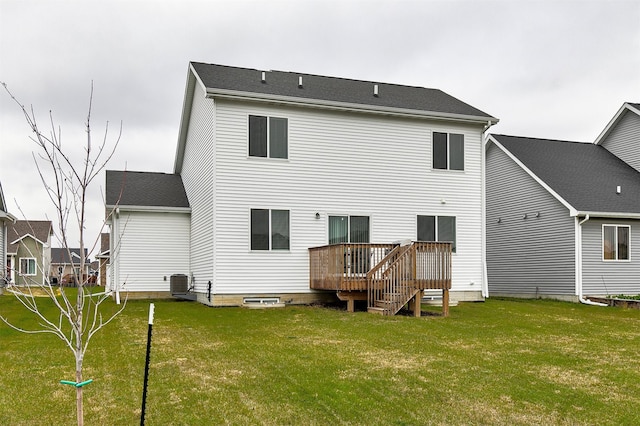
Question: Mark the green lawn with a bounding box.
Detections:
[1,295,639,425]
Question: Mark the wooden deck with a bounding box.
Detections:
[309,241,452,316]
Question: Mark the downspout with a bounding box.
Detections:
[481,121,496,298]
[114,207,121,305]
[576,215,607,306]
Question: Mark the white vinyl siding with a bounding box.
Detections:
[111,211,190,293]
[180,85,215,292]
[210,100,485,295]
[599,109,640,173]
[486,143,576,297]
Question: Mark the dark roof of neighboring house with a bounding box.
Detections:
[105,170,190,208]
[490,134,640,215]
[7,220,53,253]
[51,248,89,265]
[190,62,497,121]
[0,181,6,213]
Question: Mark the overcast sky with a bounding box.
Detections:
[1,0,639,254]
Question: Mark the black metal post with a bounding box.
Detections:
[140,303,155,426]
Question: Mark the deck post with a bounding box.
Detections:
[347,298,355,313]
[442,288,450,317]
[413,291,421,317]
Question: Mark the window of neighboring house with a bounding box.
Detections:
[433,132,464,171]
[251,209,290,250]
[328,215,370,244]
[19,258,36,276]
[249,115,288,159]
[603,225,630,261]
[417,215,457,252]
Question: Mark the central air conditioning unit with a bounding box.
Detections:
[170,274,196,301]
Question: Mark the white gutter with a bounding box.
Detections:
[575,215,607,306]
[205,88,499,126]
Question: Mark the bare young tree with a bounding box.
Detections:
[0,82,126,426]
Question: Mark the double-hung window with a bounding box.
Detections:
[603,225,630,261]
[433,132,464,170]
[19,258,36,276]
[249,115,288,159]
[251,209,290,251]
[417,215,457,252]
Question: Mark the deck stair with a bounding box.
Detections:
[309,241,452,316]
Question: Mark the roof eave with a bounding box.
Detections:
[0,211,18,223]
[106,204,191,213]
[205,88,498,125]
[174,64,207,174]
[594,102,640,145]
[574,211,640,220]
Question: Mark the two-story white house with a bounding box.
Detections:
[107,62,498,312]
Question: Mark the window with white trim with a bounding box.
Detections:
[433,132,464,170]
[603,225,630,261]
[19,258,36,276]
[251,209,290,250]
[249,115,288,159]
[328,215,370,244]
[417,215,457,252]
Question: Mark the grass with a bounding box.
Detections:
[1,295,640,425]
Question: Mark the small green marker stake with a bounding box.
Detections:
[60,379,93,388]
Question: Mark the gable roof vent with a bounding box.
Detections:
[373,84,379,97]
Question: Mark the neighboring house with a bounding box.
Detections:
[107,62,498,306]
[95,233,109,287]
[0,181,17,284]
[486,102,640,301]
[105,171,191,298]
[6,220,53,286]
[49,248,91,285]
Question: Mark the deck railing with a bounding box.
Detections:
[367,241,452,315]
[309,241,452,306]
[309,243,395,291]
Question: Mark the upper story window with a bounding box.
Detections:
[249,115,288,159]
[417,215,457,252]
[251,209,290,251]
[433,132,464,171]
[603,225,630,261]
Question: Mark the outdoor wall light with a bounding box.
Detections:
[523,213,528,219]
[315,212,320,219]
[496,218,502,223]
[535,212,541,218]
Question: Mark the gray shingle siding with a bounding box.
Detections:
[581,218,640,295]
[486,143,576,297]
[598,108,640,173]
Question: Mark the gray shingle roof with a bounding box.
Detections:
[491,134,640,215]
[7,220,53,253]
[191,62,496,121]
[106,170,189,208]
[51,248,89,264]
